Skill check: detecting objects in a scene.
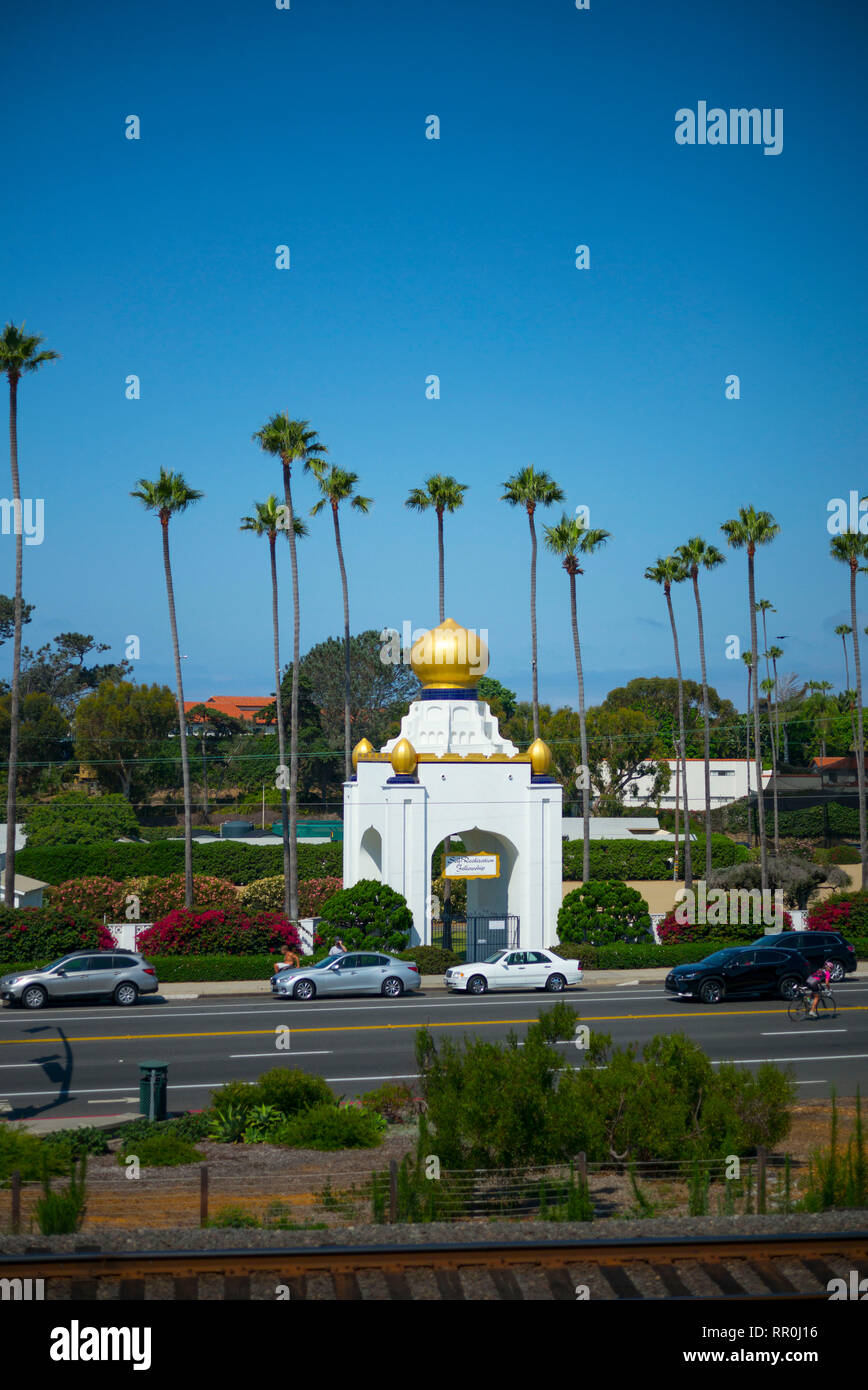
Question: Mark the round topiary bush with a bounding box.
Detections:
[237,874,342,916]
[316,879,413,954]
[557,880,652,944]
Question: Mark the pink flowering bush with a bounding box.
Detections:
[45,877,128,923]
[807,893,868,935]
[137,907,300,956]
[0,906,115,967]
[658,906,792,944]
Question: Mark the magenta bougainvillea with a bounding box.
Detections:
[137,907,300,956]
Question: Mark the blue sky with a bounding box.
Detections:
[3,0,867,716]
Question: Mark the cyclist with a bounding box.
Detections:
[805,960,835,1019]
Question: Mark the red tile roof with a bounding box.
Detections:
[184,696,274,724]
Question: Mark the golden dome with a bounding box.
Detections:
[410,617,489,690]
[528,738,553,775]
[390,737,418,775]
[352,737,375,770]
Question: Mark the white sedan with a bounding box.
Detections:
[444,949,583,995]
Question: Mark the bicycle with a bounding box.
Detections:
[787,985,837,1023]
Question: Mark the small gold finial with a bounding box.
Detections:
[352,737,375,770]
[528,738,552,775]
[390,737,418,775]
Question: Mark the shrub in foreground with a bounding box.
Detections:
[272,1102,386,1150]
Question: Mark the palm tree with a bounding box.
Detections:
[742,651,754,844]
[502,466,565,738]
[767,644,785,763]
[721,507,780,892]
[645,556,692,890]
[310,465,372,781]
[756,600,781,857]
[253,415,327,920]
[404,474,468,623]
[544,513,610,881]
[0,324,59,906]
[830,532,868,881]
[675,537,725,879]
[241,497,308,917]
[131,469,203,907]
[834,623,857,761]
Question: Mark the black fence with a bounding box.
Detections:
[431,914,520,961]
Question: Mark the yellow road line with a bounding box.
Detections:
[0,1005,866,1045]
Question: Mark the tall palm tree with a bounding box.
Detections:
[767,643,785,763]
[544,513,610,881]
[756,600,780,857]
[0,324,59,906]
[253,415,327,920]
[131,469,203,907]
[645,556,692,890]
[742,651,754,844]
[502,466,565,738]
[310,465,372,781]
[721,507,780,892]
[830,532,868,881]
[241,497,307,917]
[675,537,725,879]
[834,623,857,761]
[404,474,468,623]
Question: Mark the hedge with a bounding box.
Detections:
[17,840,343,886]
[24,793,140,847]
[562,833,750,882]
[712,801,861,838]
[0,906,115,967]
[45,874,240,922]
[138,908,300,956]
[127,953,279,982]
[550,938,868,968]
[237,875,342,915]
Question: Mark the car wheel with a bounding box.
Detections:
[779,975,802,1000]
[545,973,566,992]
[293,979,316,1001]
[114,982,139,1006]
[382,977,404,998]
[467,974,487,995]
[828,961,845,983]
[22,985,47,1010]
[699,979,723,1005]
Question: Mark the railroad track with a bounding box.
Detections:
[3,1231,867,1300]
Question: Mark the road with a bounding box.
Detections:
[1,977,867,1122]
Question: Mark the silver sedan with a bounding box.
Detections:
[271,951,421,1001]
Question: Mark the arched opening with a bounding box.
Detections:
[358,826,382,880]
[430,827,518,958]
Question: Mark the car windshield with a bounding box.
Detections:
[312,956,342,969]
[483,952,507,964]
[42,957,78,973]
[701,950,742,967]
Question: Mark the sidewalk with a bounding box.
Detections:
[158,968,670,999]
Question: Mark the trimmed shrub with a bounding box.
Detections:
[317,879,413,954]
[129,873,239,917]
[17,840,343,887]
[137,907,300,956]
[25,793,140,847]
[238,874,341,915]
[272,1102,385,1150]
[562,833,749,882]
[135,953,278,981]
[398,945,463,974]
[0,906,115,967]
[557,880,652,944]
[44,877,128,922]
[807,891,868,936]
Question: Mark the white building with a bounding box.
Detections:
[562,816,678,842]
[343,619,563,951]
[618,758,771,813]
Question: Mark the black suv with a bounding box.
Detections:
[749,930,856,981]
[665,946,812,1005]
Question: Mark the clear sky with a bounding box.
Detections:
[3,0,866,716]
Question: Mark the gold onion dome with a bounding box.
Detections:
[528,738,553,775]
[351,737,375,770]
[390,737,418,775]
[410,617,489,690]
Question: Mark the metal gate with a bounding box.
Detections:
[432,914,520,961]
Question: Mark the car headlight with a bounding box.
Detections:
[679,972,699,979]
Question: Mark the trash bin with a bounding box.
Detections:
[138,1061,168,1121]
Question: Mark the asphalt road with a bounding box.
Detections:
[2,977,867,1122]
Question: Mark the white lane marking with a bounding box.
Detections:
[617,980,640,987]
[228,1050,332,1059]
[762,1030,847,1036]
[796,1081,827,1086]
[712,1053,868,1065]
[89,1098,136,1104]
[324,1073,420,1084]
[0,1062,43,1068]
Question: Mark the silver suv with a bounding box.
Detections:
[0,951,159,1009]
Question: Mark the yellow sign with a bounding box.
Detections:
[444,853,500,879]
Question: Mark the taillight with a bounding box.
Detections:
[847,945,856,953]
[144,968,156,975]
[409,964,419,973]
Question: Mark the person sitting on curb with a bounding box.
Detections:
[274,945,301,973]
